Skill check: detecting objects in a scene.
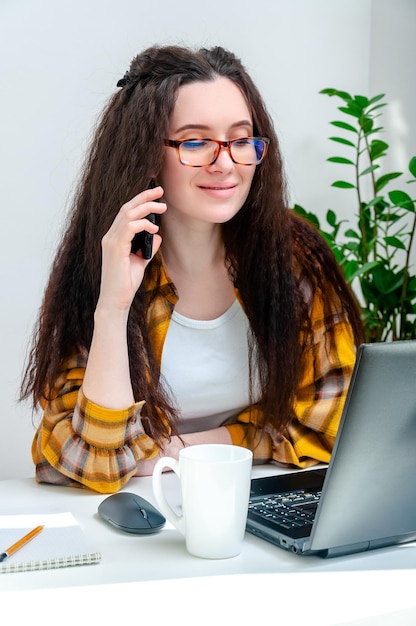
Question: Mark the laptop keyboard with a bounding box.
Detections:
[248,489,321,530]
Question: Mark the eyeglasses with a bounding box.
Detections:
[164,137,270,167]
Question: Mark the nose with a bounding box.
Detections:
[208,144,234,172]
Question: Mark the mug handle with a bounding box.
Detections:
[152,456,185,534]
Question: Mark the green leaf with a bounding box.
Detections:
[329,136,356,148]
[330,121,358,133]
[293,203,306,215]
[368,94,385,106]
[343,260,359,281]
[345,241,359,253]
[367,103,387,115]
[343,100,364,114]
[338,106,361,118]
[409,156,416,178]
[365,195,385,208]
[383,275,405,295]
[354,95,369,108]
[331,246,345,265]
[344,229,360,239]
[361,118,373,134]
[388,190,414,211]
[371,270,388,292]
[327,156,355,165]
[320,88,352,101]
[375,172,402,192]
[370,265,404,295]
[361,276,381,303]
[359,164,380,176]
[367,126,383,135]
[332,180,355,189]
[369,140,389,160]
[326,209,337,227]
[292,204,321,228]
[384,236,407,250]
[348,260,380,282]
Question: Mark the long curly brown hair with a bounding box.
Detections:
[20,45,364,443]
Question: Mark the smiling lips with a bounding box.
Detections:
[198,184,238,200]
[199,183,237,192]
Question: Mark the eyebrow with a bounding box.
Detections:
[173,120,253,134]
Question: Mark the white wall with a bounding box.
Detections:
[0,0,414,479]
[370,0,416,175]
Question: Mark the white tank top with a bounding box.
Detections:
[160,300,259,434]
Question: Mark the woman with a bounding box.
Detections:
[21,45,364,493]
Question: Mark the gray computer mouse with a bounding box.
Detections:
[98,492,166,534]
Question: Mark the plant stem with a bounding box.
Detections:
[363,131,379,261]
[356,129,368,264]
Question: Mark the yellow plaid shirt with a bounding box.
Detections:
[32,260,356,493]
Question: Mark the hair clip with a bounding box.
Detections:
[117,72,130,88]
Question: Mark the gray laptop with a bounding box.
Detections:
[246,340,416,557]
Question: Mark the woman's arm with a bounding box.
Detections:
[32,356,159,493]
[134,426,232,476]
[224,291,357,469]
[33,188,168,493]
[83,187,165,409]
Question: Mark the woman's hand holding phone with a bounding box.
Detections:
[97,185,166,316]
[84,185,165,410]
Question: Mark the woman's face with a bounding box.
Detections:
[159,77,256,228]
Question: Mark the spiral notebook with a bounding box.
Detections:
[0,511,101,573]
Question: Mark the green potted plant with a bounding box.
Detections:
[294,88,416,342]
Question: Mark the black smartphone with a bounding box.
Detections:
[131,182,157,259]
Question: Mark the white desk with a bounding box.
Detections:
[1,466,416,625]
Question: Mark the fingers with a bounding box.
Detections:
[124,187,166,233]
[96,187,167,314]
[123,184,165,210]
[103,186,167,254]
[121,185,166,220]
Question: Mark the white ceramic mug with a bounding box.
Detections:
[152,444,253,559]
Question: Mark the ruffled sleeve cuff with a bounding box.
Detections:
[73,388,146,449]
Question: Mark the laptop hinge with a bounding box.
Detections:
[321,541,370,558]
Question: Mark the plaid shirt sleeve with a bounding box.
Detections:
[225,288,357,468]
[31,262,177,494]
[32,354,160,493]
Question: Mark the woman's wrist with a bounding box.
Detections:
[83,306,134,409]
[162,435,186,460]
[94,302,130,326]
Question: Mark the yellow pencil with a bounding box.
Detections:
[0,525,45,562]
